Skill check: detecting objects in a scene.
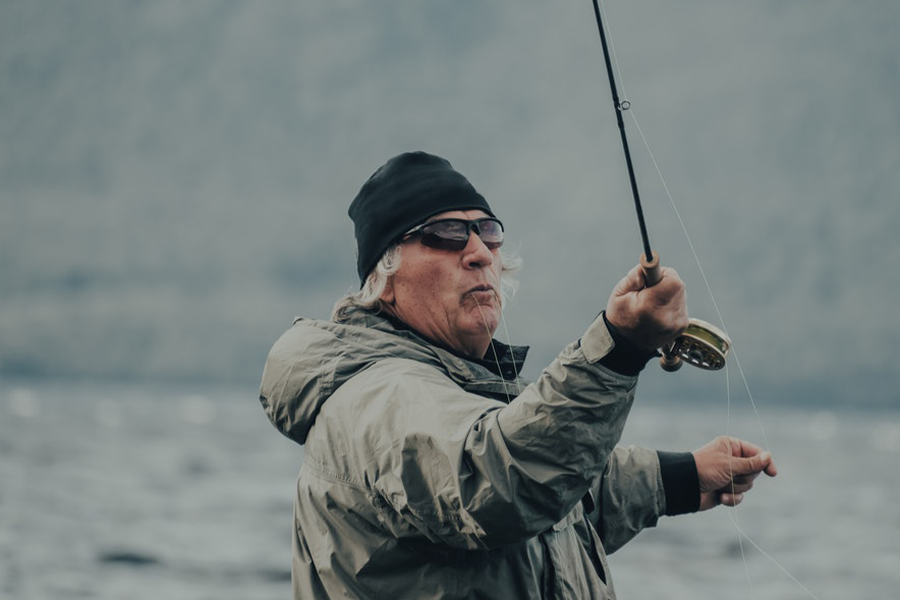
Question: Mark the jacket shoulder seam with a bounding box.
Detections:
[301,457,367,491]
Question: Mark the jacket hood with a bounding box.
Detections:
[259,309,528,445]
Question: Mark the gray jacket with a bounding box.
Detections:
[259,309,679,599]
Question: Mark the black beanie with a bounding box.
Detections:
[349,151,495,284]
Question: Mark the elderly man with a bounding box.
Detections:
[259,151,776,599]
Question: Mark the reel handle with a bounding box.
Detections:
[638,251,683,371]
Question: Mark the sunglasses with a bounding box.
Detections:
[402,217,505,252]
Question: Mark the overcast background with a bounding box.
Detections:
[2,2,899,599]
[2,0,899,408]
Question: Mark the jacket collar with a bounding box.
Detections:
[369,309,529,380]
[342,309,530,400]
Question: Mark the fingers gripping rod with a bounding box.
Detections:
[590,0,730,371]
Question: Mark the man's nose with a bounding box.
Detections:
[461,232,495,268]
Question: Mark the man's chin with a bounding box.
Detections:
[466,289,500,307]
[464,312,500,338]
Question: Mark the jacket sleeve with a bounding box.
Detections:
[316,315,641,550]
[586,447,700,554]
[587,446,666,554]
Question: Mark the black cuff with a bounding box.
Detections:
[598,312,659,376]
[658,451,700,515]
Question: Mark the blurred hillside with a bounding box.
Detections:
[1,0,898,406]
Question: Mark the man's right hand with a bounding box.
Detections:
[605,262,689,352]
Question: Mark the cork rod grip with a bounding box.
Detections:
[640,251,662,287]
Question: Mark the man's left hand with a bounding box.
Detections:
[693,436,777,511]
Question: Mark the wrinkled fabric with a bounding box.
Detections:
[260,310,667,599]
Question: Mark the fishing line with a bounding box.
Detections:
[728,512,823,600]
[496,310,523,397]
[622,105,772,452]
[724,364,754,593]
[592,0,819,597]
[473,291,523,400]
[626,79,817,597]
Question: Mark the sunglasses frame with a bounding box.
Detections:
[402,217,505,252]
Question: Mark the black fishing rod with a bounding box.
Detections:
[589,0,731,372]
[590,0,660,283]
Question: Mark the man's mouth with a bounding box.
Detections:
[466,285,499,304]
[467,285,496,295]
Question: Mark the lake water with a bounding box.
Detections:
[2,380,898,599]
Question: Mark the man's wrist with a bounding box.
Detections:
[658,451,701,515]
[599,312,660,376]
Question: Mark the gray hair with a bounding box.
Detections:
[331,245,522,322]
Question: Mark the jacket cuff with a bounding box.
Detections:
[579,313,616,364]
[598,312,659,376]
[657,451,700,515]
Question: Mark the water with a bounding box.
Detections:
[612,398,900,598]
[1,381,299,600]
[1,381,898,599]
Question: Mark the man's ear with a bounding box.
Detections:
[380,276,395,305]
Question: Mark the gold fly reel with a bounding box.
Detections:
[659,318,731,372]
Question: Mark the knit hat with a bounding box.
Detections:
[349,151,495,284]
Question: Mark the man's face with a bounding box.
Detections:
[380,209,504,358]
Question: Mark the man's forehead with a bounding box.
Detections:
[425,209,494,223]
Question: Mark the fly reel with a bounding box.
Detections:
[659,318,731,372]
[639,253,731,373]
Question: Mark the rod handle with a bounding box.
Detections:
[638,251,683,372]
[640,251,662,287]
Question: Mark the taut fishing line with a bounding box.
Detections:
[592,0,820,598]
[474,289,522,401]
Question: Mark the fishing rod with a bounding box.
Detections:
[590,0,731,372]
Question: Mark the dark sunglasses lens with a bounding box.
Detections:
[419,233,467,251]
[417,219,504,251]
[476,219,503,248]
[419,221,469,250]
